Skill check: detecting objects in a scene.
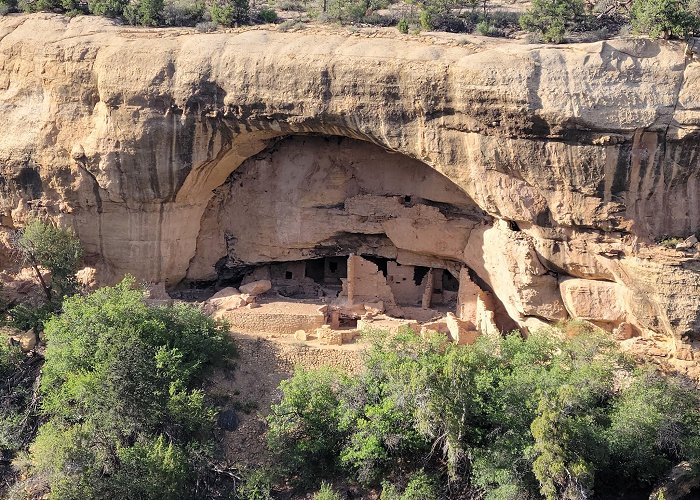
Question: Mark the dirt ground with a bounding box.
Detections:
[207,331,366,470]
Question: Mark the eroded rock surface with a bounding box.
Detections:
[1,14,700,344]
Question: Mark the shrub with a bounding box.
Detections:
[124,0,165,25]
[475,19,496,34]
[267,367,349,482]
[314,481,342,500]
[257,6,277,22]
[0,0,13,14]
[15,219,82,302]
[236,467,275,499]
[88,0,128,16]
[630,0,700,37]
[519,0,584,42]
[161,0,204,25]
[210,0,249,25]
[398,17,409,32]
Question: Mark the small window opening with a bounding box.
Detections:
[285,271,293,279]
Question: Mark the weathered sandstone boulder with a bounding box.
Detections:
[559,278,626,325]
[239,280,272,296]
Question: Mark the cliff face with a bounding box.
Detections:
[1,14,700,345]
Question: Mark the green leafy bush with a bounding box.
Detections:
[630,0,700,37]
[257,6,278,22]
[236,467,276,499]
[267,327,700,498]
[124,0,165,25]
[519,0,584,42]
[87,0,128,16]
[210,0,250,26]
[18,277,235,499]
[313,481,343,500]
[475,19,496,34]
[398,17,409,33]
[267,367,349,482]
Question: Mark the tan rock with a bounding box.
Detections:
[294,330,308,341]
[613,322,636,341]
[10,330,36,352]
[559,278,626,324]
[0,16,698,343]
[675,347,694,361]
[239,280,271,296]
[210,287,240,300]
[445,313,480,345]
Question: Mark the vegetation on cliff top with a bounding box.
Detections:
[2,0,699,42]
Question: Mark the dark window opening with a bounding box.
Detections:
[285,271,293,279]
[329,262,338,273]
[413,266,430,285]
[340,317,358,328]
[361,255,389,277]
[305,258,325,282]
[443,272,459,292]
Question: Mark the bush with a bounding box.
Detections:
[630,0,700,38]
[267,367,349,482]
[19,277,235,498]
[519,0,584,42]
[398,17,409,33]
[475,19,496,34]
[210,0,249,25]
[161,0,204,25]
[257,6,277,22]
[313,481,342,500]
[236,467,275,499]
[124,0,164,25]
[88,0,128,16]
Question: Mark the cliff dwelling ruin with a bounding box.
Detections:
[185,135,508,344]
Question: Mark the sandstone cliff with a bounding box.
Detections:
[1,14,699,349]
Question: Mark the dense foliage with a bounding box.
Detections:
[9,277,235,499]
[630,0,700,37]
[267,326,700,499]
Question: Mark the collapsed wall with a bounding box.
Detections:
[1,15,700,350]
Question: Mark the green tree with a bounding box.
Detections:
[15,219,82,303]
[519,0,584,42]
[630,0,700,38]
[124,0,165,25]
[19,277,235,499]
[210,0,249,25]
[267,367,348,482]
